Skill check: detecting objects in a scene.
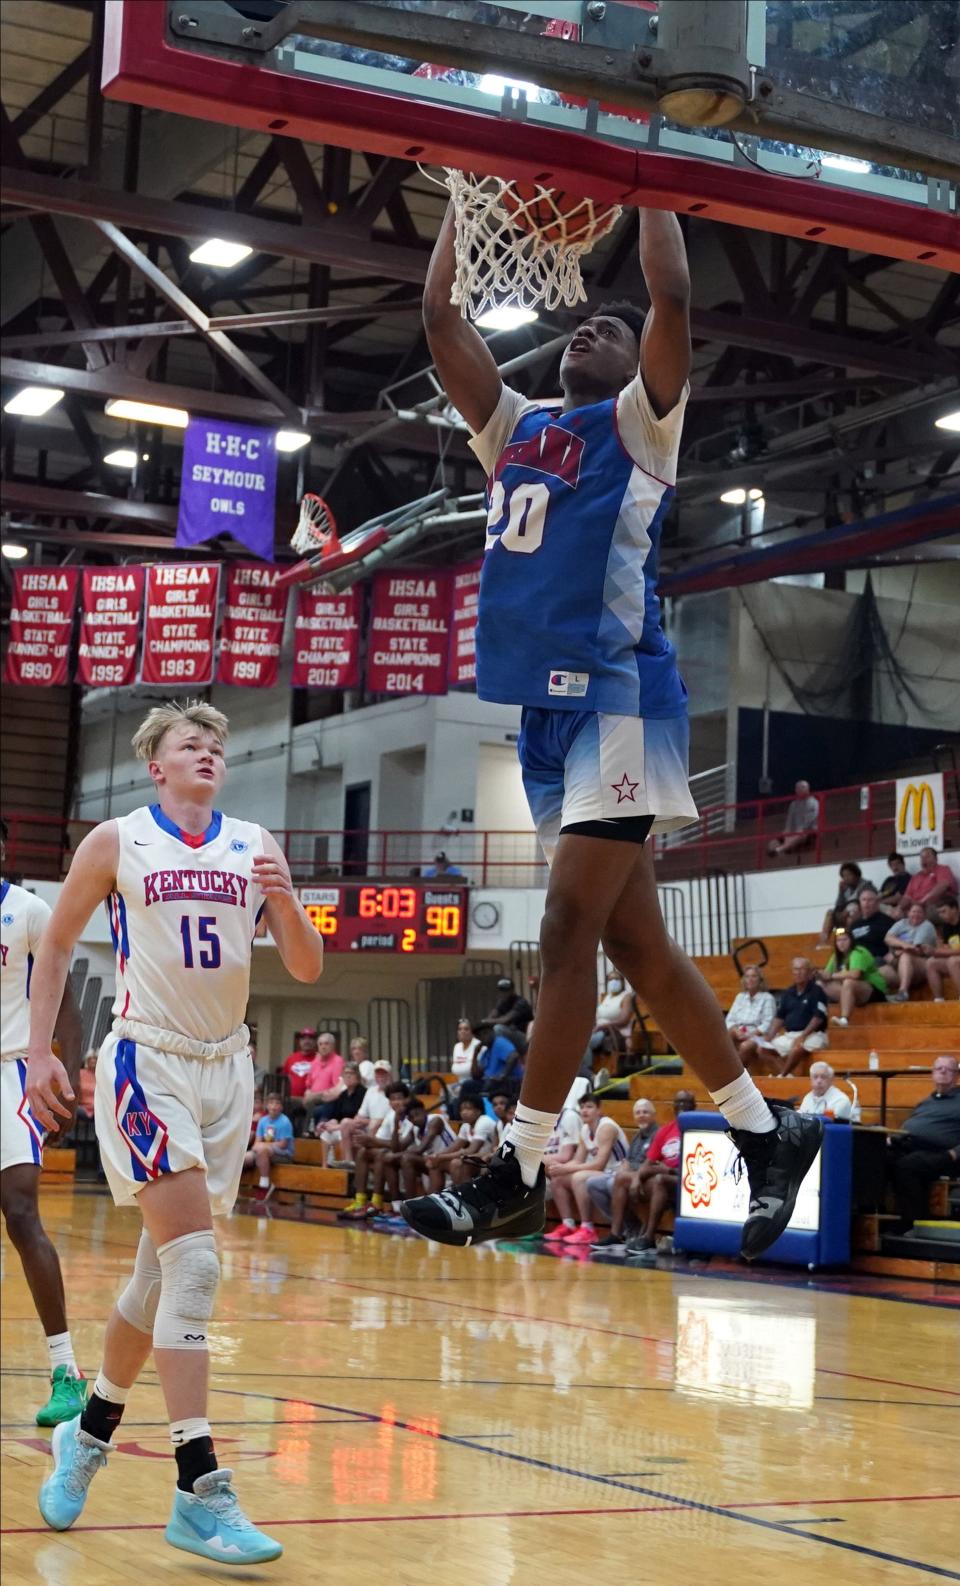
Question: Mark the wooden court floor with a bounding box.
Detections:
[1,1190,957,1586]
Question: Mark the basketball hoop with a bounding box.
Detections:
[440,168,622,321]
[290,492,342,559]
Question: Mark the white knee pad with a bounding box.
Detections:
[116,1229,163,1335]
[153,1230,220,1352]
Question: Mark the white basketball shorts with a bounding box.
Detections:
[1,1058,47,1172]
[95,1032,253,1216]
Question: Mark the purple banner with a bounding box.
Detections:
[176,418,278,562]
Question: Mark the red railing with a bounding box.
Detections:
[5,768,958,887]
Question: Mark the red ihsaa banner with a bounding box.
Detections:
[4,566,79,686]
[217,565,287,687]
[366,569,452,696]
[77,566,145,687]
[448,558,482,689]
[141,563,220,686]
[291,585,361,690]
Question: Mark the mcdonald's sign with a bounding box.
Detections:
[895,773,944,856]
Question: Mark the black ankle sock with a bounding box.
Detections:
[80,1392,125,1444]
[175,1435,218,1493]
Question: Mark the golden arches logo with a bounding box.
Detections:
[897,782,936,836]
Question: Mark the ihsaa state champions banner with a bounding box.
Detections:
[291,585,361,690]
[176,418,278,562]
[141,563,220,686]
[447,558,482,689]
[4,566,79,685]
[218,565,288,688]
[366,569,452,695]
[77,566,145,687]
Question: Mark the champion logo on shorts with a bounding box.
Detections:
[547,670,589,698]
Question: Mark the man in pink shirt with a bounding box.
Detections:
[303,1031,344,1126]
[902,848,957,917]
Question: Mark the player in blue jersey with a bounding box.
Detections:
[401,203,821,1256]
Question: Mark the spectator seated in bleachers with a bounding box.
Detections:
[243,1093,295,1202]
[821,927,888,1028]
[371,1101,428,1221]
[312,1060,365,1164]
[421,1096,499,1191]
[303,1031,345,1127]
[738,957,828,1077]
[336,1058,393,1168]
[482,976,534,1057]
[448,1016,483,1111]
[877,851,910,917]
[398,1109,459,1200]
[543,1088,584,1185]
[901,846,957,920]
[348,1036,370,1069]
[766,779,819,858]
[340,1082,413,1218]
[489,1088,513,1146]
[472,1028,524,1094]
[816,861,866,947]
[76,1050,98,1121]
[849,885,891,960]
[927,897,960,1002]
[591,975,634,1055]
[588,1098,658,1251]
[543,1094,628,1246]
[280,1026,318,1132]
[882,902,938,1003]
[622,1089,696,1256]
[887,1056,960,1233]
[798,1061,860,1122]
[725,966,776,1059]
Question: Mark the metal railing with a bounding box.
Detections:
[4,768,957,887]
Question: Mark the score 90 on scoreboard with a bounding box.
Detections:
[299,884,468,954]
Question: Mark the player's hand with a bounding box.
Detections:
[252,851,294,900]
[25,1051,75,1133]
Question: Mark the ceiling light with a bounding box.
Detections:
[2,542,29,560]
[275,429,310,453]
[720,487,747,505]
[821,154,871,174]
[188,238,253,268]
[478,74,541,102]
[934,409,960,433]
[475,304,540,331]
[103,447,139,468]
[105,398,189,428]
[4,385,64,416]
[748,487,764,500]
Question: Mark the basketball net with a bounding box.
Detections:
[442,168,621,321]
[290,492,342,559]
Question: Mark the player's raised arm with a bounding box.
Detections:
[26,822,119,1129]
[636,209,691,419]
[423,203,504,435]
[254,830,325,983]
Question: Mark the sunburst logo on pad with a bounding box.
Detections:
[682,1141,719,1209]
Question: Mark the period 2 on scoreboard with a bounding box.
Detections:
[299,885,467,954]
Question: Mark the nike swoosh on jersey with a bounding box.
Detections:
[133,840,152,846]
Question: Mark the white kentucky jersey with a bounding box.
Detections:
[0,880,51,1060]
[469,375,689,718]
[109,804,265,1044]
[581,1116,628,1168]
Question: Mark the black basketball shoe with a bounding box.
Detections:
[400,1144,546,1247]
[729,1102,824,1260]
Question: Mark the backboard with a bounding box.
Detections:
[102,1,959,269]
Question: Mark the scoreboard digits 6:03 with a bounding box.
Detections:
[299,884,467,954]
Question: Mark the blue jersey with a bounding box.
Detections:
[469,377,688,718]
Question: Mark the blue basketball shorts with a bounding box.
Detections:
[518,708,698,866]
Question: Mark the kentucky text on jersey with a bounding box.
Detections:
[143,869,249,906]
[470,379,689,718]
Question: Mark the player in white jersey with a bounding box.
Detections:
[1,820,84,1427]
[543,1094,628,1246]
[25,701,324,1565]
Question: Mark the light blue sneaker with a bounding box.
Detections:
[165,1468,282,1564]
[38,1415,109,1530]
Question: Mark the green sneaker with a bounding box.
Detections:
[36,1367,88,1428]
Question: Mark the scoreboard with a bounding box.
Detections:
[299,883,467,954]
